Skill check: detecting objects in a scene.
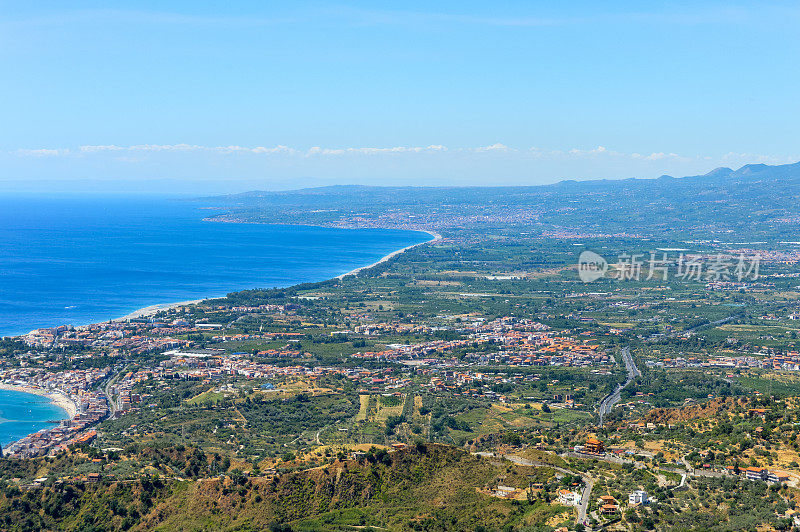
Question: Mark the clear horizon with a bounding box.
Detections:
[0,159,792,197]
[2,1,799,193]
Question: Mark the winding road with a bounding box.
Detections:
[474,452,595,525]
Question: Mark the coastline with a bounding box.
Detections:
[0,383,77,419]
[2,218,440,452]
[336,230,441,279]
[113,228,441,321]
[114,299,205,321]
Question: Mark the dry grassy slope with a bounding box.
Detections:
[641,397,748,425]
[137,445,556,531]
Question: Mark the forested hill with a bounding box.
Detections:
[203,161,800,241]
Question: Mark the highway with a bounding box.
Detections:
[597,347,640,427]
[667,314,740,339]
[595,316,737,426]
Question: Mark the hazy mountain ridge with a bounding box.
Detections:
[204,161,800,240]
[210,161,800,199]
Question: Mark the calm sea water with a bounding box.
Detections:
[0,195,428,444]
[0,195,429,337]
[0,389,68,448]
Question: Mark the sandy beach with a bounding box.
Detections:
[336,230,441,279]
[114,299,205,321]
[113,230,441,320]
[0,383,77,419]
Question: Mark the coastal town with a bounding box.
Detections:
[6,0,800,529]
[0,367,109,458]
[1,178,800,531]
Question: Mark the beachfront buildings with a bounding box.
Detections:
[0,367,110,458]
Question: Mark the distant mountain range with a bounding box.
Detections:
[214,161,800,195]
[206,161,800,240]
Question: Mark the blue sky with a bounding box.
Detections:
[1,1,799,193]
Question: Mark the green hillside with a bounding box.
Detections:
[0,445,566,532]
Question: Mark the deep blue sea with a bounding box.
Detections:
[0,195,429,337]
[0,389,68,448]
[0,195,428,445]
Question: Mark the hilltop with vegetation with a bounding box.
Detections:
[0,445,569,532]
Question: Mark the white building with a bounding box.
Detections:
[629,490,649,505]
[558,489,581,506]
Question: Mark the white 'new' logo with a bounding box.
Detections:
[578,251,608,282]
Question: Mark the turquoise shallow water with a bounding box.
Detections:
[0,194,429,443]
[0,389,68,448]
[0,195,429,337]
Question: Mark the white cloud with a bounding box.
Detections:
[10,143,796,170]
[127,143,203,152]
[305,145,447,156]
[355,145,447,154]
[472,143,512,153]
[568,145,618,157]
[79,145,124,152]
[74,143,446,156]
[629,151,688,161]
[719,152,789,164]
[14,148,69,157]
[79,143,204,152]
[249,145,297,155]
[78,143,302,155]
[306,146,344,156]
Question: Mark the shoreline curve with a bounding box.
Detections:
[0,383,77,420]
[113,229,440,321]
